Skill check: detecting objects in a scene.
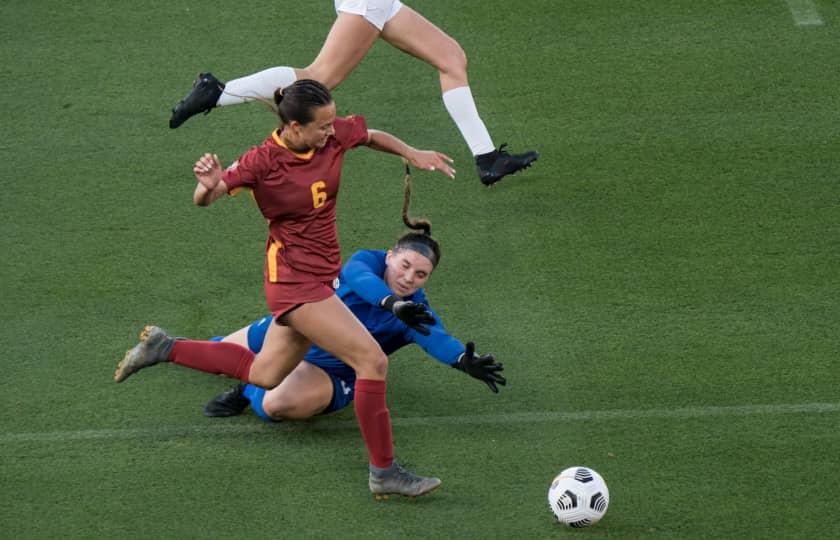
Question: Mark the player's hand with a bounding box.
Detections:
[453,342,506,393]
[382,295,435,336]
[408,150,455,179]
[193,153,223,190]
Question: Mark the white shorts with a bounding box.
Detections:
[334,0,403,31]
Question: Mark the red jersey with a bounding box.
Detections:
[222,115,369,284]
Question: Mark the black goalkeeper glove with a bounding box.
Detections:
[453,342,506,393]
[382,295,435,336]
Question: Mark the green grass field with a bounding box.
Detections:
[2,0,839,537]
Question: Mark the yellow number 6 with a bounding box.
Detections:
[311,180,327,208]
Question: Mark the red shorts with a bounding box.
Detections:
[264,279,337,319]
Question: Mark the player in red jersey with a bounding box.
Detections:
[115,79,454,498]
[167,0,538,186]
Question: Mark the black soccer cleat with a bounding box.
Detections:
[475,144,539,186]
[169,72,225,129]
[204,383,249,417]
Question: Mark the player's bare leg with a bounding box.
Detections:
[381,7,538,186]
[286,295,441,497]
[284,295,387,380]
[169,13,379,128]
[204,362,333,419]
[245,321,312,389]
[259,362,334,419]
[297,12,381,90]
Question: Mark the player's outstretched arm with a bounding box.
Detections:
[453,342,506,393]
[365,129,455,179]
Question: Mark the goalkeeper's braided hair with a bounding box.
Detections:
[395,161,441,267]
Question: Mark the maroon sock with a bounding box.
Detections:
[168,340,254,381]
[354,379,394,469]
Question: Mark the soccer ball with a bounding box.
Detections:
[547,466,609,527]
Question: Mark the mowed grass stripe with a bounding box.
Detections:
[785,0,824,25]
[4,401,838,444]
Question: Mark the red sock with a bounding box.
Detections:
[169,340,254,381]
[354,379,393,469]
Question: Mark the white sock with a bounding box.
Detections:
[442,86,495,156]
[217,66,298,107]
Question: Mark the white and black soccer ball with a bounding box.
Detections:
[547,466,609,527]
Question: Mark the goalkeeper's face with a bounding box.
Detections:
[384,248,434,298]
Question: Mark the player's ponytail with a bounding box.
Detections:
[273,79,332,126]
[395,161,441,267]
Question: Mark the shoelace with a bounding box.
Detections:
[388,461,420,482]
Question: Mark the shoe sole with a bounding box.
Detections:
[113,325,157,383]
[372,481,442,501]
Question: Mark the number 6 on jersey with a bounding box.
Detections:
[311,180,328,208]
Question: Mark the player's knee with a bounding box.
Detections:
[357,348,389,380]
[264,396,316,421]
[263,398,292,421]
[439,40,468,79]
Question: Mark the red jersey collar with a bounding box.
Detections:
[271,130,315,160]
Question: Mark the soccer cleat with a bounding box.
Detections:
[475,144,539,186]
[114,325,175,383]
[204,384,249,417]
[169,72,225,129]
[369,462,441,499]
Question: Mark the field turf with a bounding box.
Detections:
[2,1,839,537]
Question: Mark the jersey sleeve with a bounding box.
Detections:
[407,305,465,366]
[333,115,369,150]
[341,249,393,306]
[221,146,267,196]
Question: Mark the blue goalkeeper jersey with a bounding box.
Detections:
[247,249,465,370]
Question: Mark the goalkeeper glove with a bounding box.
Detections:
[382,295,435,336]
[453,342,506,393]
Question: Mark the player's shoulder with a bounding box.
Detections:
[334,114,367,133]
[337,114,365,124]
[351,248,385,260]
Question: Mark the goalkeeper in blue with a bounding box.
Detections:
[205,183,504,421]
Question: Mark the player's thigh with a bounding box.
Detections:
[305,11,381,89]
[262,361,334,419]
[249,320,312,387]
[285,295,386,377]
[380,6,465,74]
